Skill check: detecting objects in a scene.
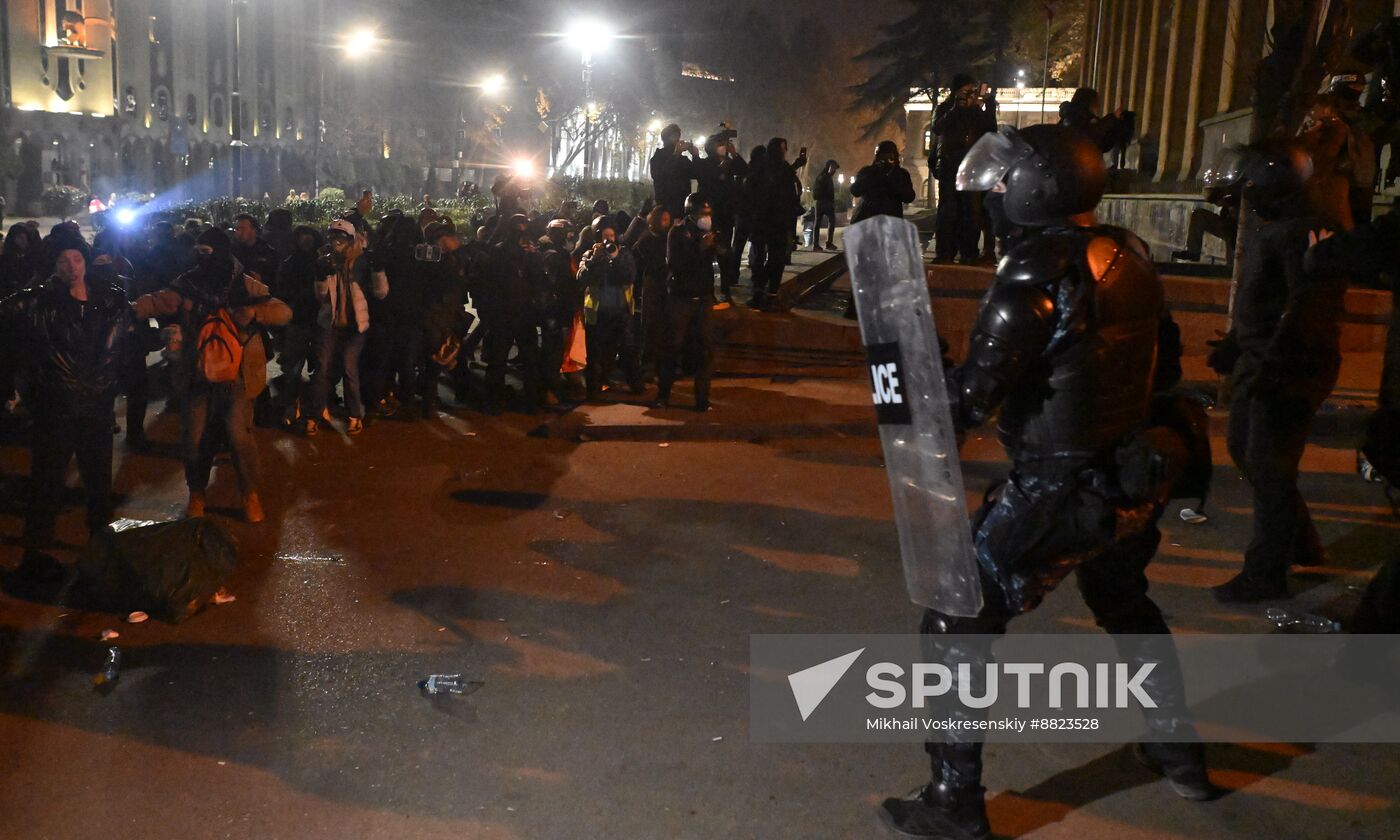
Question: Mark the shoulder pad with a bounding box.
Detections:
[977,279,1056,342]
[1086,228,1154,284]
[997,234,1080,285]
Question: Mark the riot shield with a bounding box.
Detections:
[843,215,982,617]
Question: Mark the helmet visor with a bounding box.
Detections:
[956,126,1031,192]
[1200,147,1248,190]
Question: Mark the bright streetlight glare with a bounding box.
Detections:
[115,207,139,226]
[648,119,663,132]
[343,28,379,58]
[569,19,615,61]
[481,74,506,95]
[512,158,537,178]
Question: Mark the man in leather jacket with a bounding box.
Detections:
[1207,142,1349,603]
[879,125,1218,840]
[1,241,133,555]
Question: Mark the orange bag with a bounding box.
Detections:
[196,308,244,383]
[561,310,587,374]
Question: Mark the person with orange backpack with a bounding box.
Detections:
[134,228,290,523]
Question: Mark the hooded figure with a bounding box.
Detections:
[132,225,290,522]
[851,142,915,224]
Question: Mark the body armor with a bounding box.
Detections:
[955,225,1164,460]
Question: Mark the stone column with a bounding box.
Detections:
[1217,0,1243,114]
[1111,0,1135,109]
[1084,0,1104,87]
[1176,0,1218,182]
[1139,0,1165,136]
[1154,0,1197,181]
[1127,0,1148,111]
[1101,0,1122,104]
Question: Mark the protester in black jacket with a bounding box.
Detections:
[649,124,697,219]
[851,142,916,223]
[481,215,546,412]
[1058,87,1133,153]
[932,75,997,263]
[420,222,474,412]
[366,213,424,417]
[1306,202,1400,488]
[750,137,805,307]
[1,243,133,555]
[231,214,280,287]
[811,160,841,251]
[1207,143,1349,604]
[695,133,746,300]
[632,206,672,373]
[0,223,41,296]
[274,226,325,426]
[579,218,642,399]
[539,219,581,401]
[658,195,724,411]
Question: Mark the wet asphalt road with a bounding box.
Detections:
[2,301,1399,839]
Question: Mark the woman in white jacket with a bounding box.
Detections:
[305,219,388,435]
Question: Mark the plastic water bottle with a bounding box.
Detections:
[1265,607,1342,634]
[418,674,482,696]
[94,647,122,686]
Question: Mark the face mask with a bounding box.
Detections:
[696,216,713,232]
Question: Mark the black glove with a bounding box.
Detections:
[1205,331,1241,376]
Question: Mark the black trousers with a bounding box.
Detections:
[935,173,985,262]
[727,217,753,290]
[484,316,543,407]
[1227,377,1331,580]
[585,311,640,396]
[657,296,713,405]
[752,227,790,297]
[122,344,150,441]
[920,456,1183,791]
[1182,209,1237,263]
[814,201,837,247]
[366,314,424,406]
[25,409,115,548]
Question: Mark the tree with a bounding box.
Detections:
[849,0,1018,140]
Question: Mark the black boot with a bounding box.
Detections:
[878,782,990,840]
[1212,572,1290,604]
[1134,742,1222,801]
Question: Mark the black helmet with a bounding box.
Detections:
[683,193,711,217]
[1202,141,1311,220]
[957,125,1106,227]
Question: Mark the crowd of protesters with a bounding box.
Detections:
[0,120,889,560]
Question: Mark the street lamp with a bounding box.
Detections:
[566,17,615,179]
[567,18,614,65]
[315,25,381,197]
[343,27,379,58]
[481,73,506,96]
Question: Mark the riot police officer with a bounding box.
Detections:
[879,124,1217,839]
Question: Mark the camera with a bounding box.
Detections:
[415,243,442,263]
[602,240,619,257]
